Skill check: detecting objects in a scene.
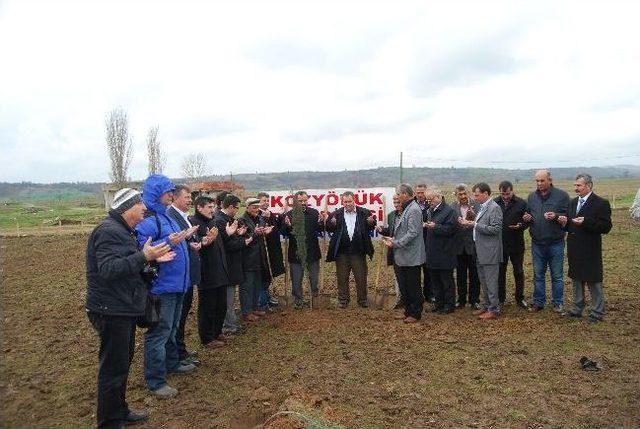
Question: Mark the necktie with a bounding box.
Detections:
[577,197,585,213]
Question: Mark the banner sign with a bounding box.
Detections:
[265,188,397,239]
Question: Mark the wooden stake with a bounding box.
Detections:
[375,196,387,291]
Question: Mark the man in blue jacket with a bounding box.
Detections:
[86,188,175,428]
[135,174,198,399]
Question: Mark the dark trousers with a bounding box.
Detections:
[456,251,479,305]
[176,285,194,360]
[394,264,424,319]
[198,287,227,345]
[498,251,525,303]
[87,312,136,429]
[430,268,455,311]
[422,263,433,300]
[336,253,368,305]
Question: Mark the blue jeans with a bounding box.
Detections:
[531,241,565,307]
[144,292,184,391]
[258,277,272,311]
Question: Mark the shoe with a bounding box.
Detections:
[457,302,466,308]
[268,297,279,307]
[180,356,200,366]
[358,302,369,308]
[124,409,149,425]
[338,302,348,309]
[294,301,304,310]
[217,334,228,342]
[561,311,582,319]
[394,312,406,320]
[439,307,455,314]
[529,304,544,312]
[252,310,266,317]
[430,306,442,313]
[243,313,260,322]
[471,303,482,310]
[171,362,196,374]
[205,340,225,349]
[553,304,564,313]
[150,385,178,399]
[479,311,498,320]
[403,316,419,324]
[472,308,487,316]
[516,299,529,309]
[587,315,603,324]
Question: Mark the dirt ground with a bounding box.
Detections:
[1,210,639,428]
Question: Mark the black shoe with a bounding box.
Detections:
[338,302,348,309]
[516,299,529,309]
[439,307,455,314]
[124,409,149,425]
[561,311,582,319]
[430,306,442,313]
[587,315,603,324]
[358,302,369,308]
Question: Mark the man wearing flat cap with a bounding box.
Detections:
[86,188,175,428]
[239,198,270,321]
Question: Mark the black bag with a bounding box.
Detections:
[137,292,161,328]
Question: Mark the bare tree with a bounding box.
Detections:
[105,107,133,184]
[181,152,208,180]
[147,125,165,174]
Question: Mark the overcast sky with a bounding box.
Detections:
[1,0,639,183]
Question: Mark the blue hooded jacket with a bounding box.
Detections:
[135,174,191,295]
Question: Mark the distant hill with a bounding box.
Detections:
[1,165,639,201]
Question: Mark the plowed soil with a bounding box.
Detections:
[1,210,639,428]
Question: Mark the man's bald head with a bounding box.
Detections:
[535,169,553,194]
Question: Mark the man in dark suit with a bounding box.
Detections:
[326,191,376,308]
[166,185,201,365]
[558,174,612,323]
[451,184,481,309]
[423,187,458,314]
[190,196,229,348]
[495,181,529,309]
[415,183,434,302]
[281,191,327,309]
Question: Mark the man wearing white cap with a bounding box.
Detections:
[239,198,269,321]
[86,188,175,428]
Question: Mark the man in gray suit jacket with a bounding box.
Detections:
[382,184,426,323]
[460,182,503,320]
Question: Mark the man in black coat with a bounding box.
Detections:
[326,191,376,308]
[86,188,174,429]
[239,198,265,322]
[215,194,251,333]
[415,183,434,302]
[495,181,530,309]
[281,191,327,309]
[166,185,202,364]
[190,196,229,347]
[558,174,612,323]
[424,188,458,314]
[256,192,286,310]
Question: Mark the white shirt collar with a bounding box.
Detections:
[579,192,592,202]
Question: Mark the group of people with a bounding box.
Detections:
[378,170,612,325]
[85,170,612,428]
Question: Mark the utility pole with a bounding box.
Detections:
[399,151,403,184]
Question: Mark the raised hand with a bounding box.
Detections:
[284,216,292,227]
[189,241,202,251]
[245,236,253,246]
[226,220,238,236]
[143,237,171,261]
[156,250,177,263]
[168,230,188,245]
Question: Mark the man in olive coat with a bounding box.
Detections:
[558,174,612,323]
